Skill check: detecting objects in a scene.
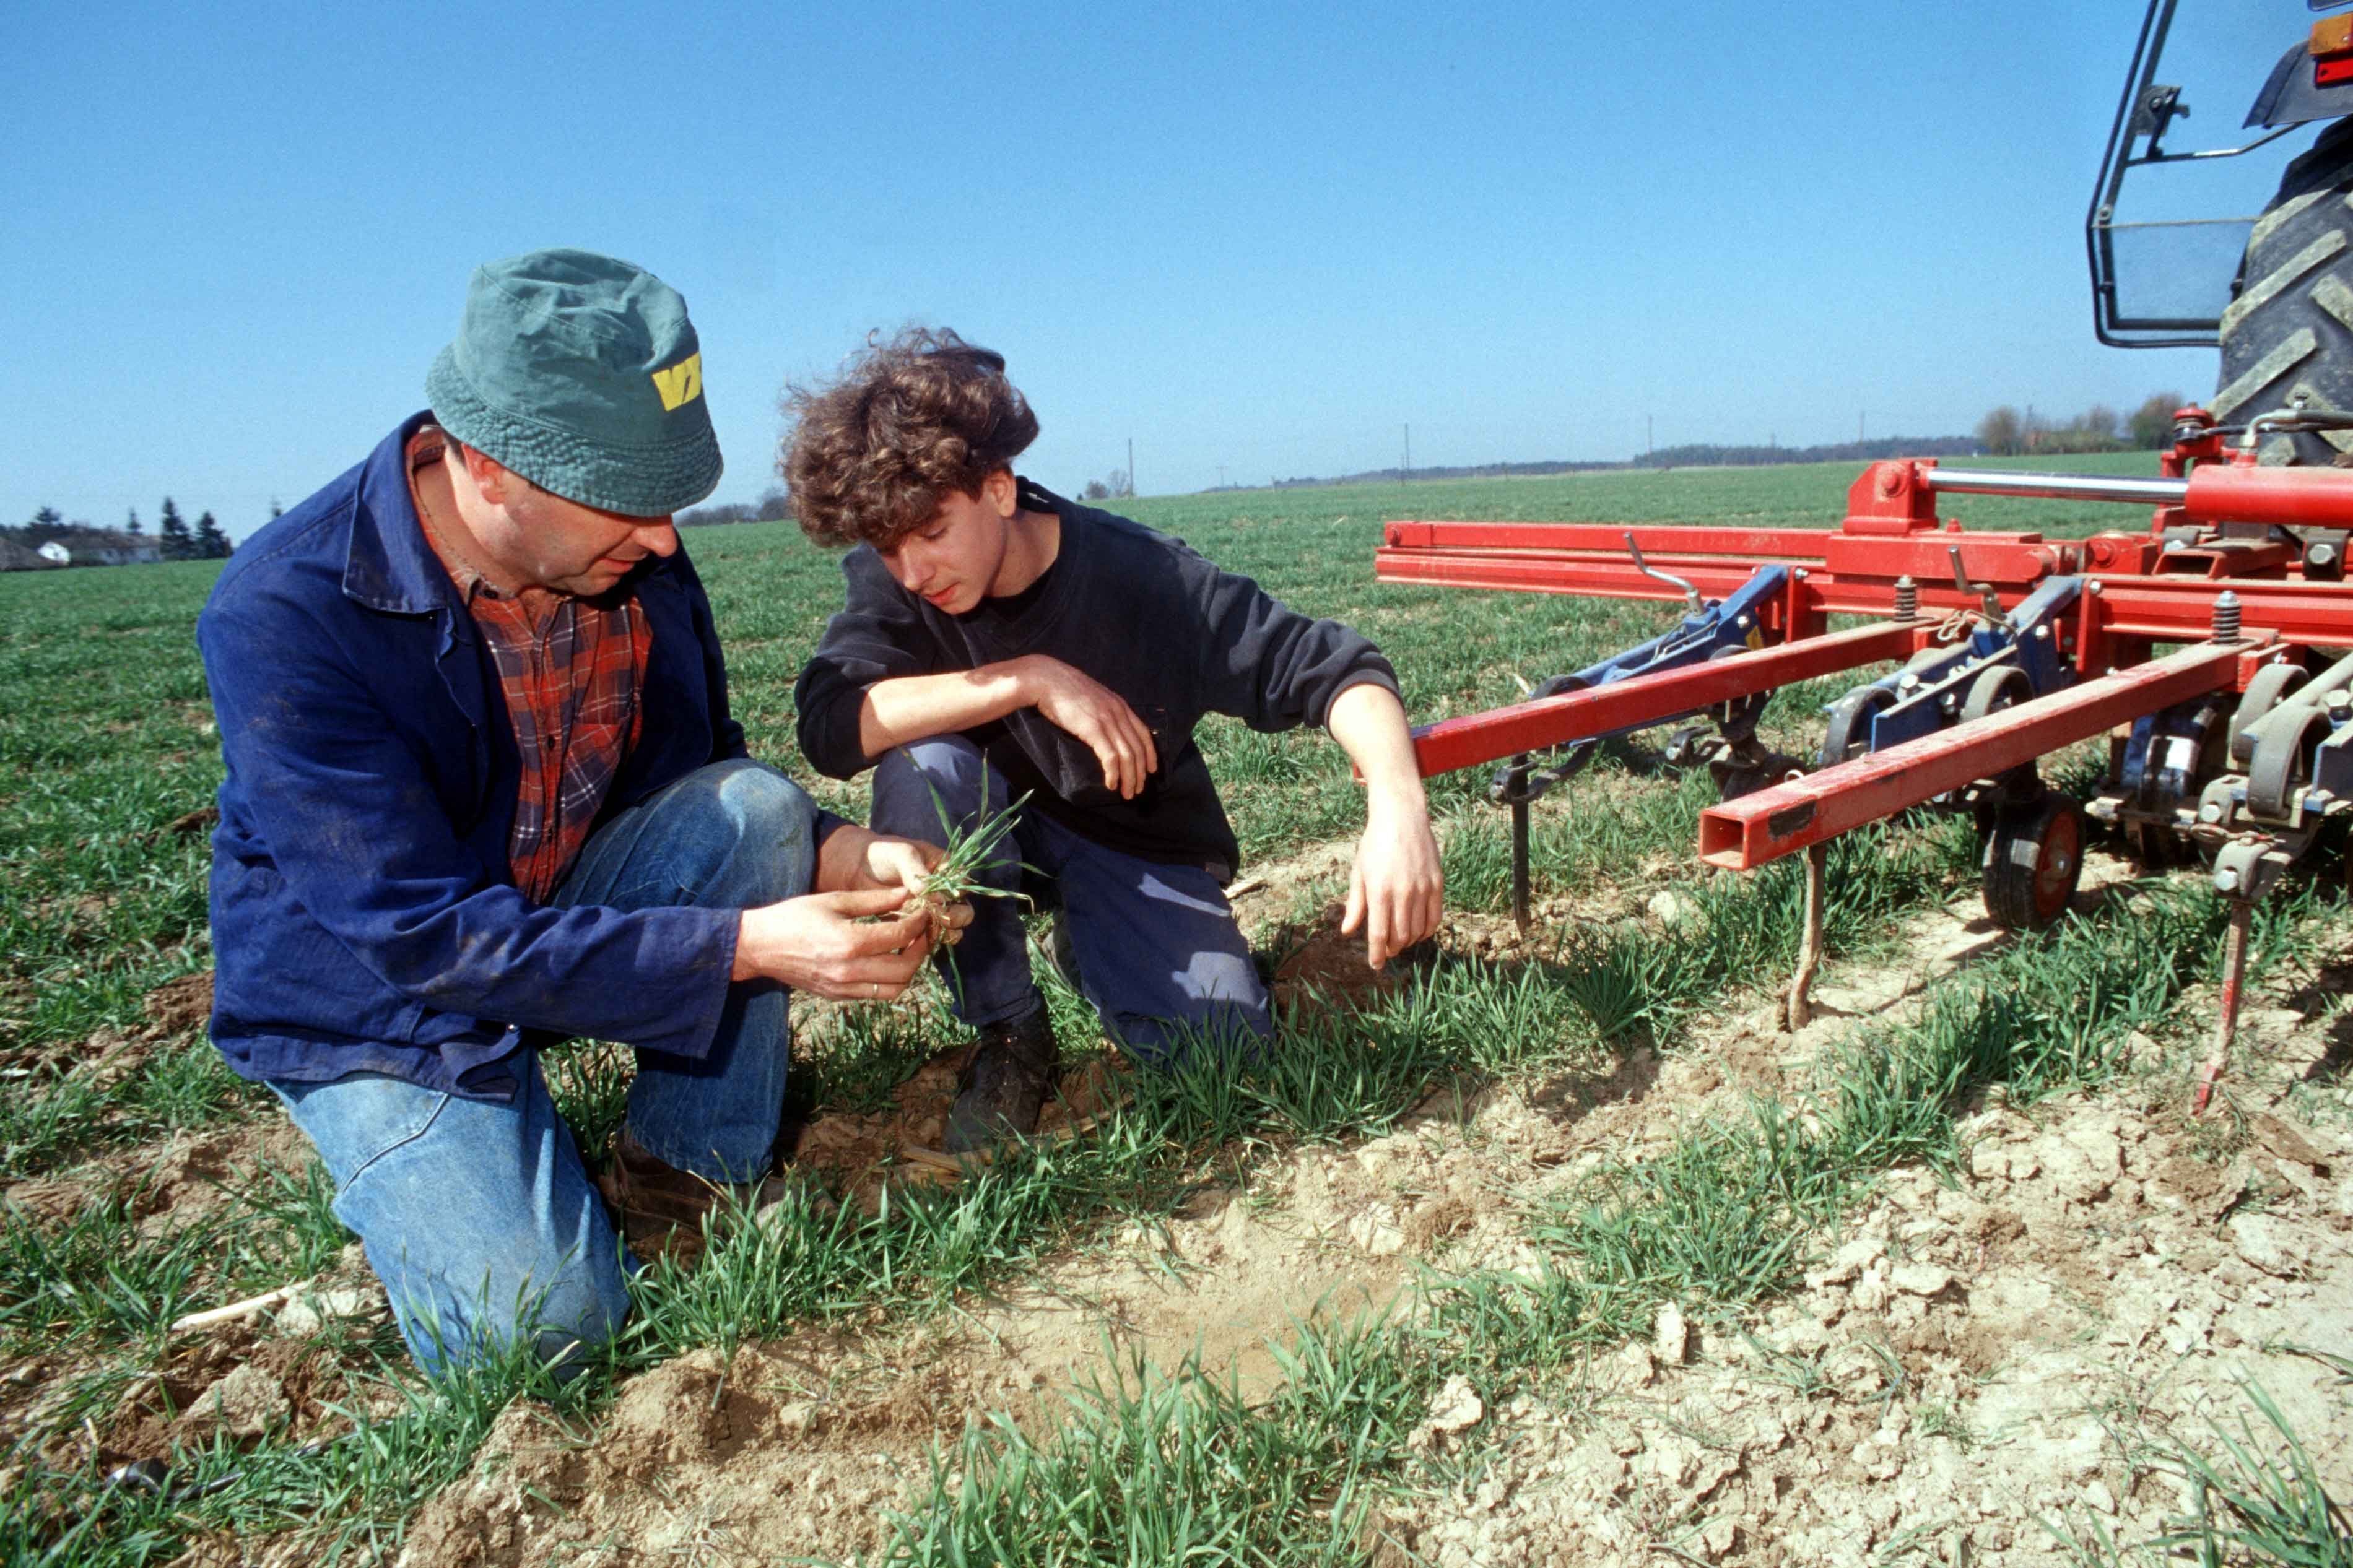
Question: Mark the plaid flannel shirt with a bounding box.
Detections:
[409,429,651,903]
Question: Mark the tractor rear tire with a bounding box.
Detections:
[1983,795,2086,932]
[2214,119,2353,465]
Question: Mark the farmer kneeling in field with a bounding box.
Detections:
[785,329,1443,1153]
[197,251,968,1378]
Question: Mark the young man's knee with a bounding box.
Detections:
[873,735,1000,836]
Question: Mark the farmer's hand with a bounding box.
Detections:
[731,888,971,1000]
[1018,655,1157,799]
[851,834,975,951]
[1342,793,1443,971]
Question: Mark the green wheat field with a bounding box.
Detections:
[5,453,2349,1566]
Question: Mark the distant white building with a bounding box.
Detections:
[35,541,69,565]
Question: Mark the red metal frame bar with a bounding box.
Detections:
[1374,549,2353,649]
[1694,641,2248,870]
[1409,621,1921,777]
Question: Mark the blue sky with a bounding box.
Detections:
[2,1,2316,537]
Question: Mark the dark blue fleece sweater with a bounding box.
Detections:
[794,482,1399,881]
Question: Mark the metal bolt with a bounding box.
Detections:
[2211,589,2242,645]
[2088,580,2103,595]
[2033,625,2050,640]
[2200,802,2224,823]
[1899,672,1920,690]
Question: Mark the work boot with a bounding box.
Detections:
[598,1127,793,1263]
[943,1009,1058,1155]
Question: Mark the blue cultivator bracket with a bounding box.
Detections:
[1818,573,2084,768]
[1491,548,1794,929]
[1494,551,1790,803]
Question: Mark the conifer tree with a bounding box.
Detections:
[159,498,194,561]
[126,508,144,537]
[195,511,231,560]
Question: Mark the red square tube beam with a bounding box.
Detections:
[1695,640,2245,871]
[1375,552,1782,604]
[1409,621,1918,778]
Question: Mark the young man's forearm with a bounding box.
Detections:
[1326,682,1428,817]
[857,655,1158,798]
[857,662,1035,759]
[1327,681,1443,967]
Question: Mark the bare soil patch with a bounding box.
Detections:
[397,852,2353,1566]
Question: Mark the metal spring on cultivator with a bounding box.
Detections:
[1375,404,2353,1112]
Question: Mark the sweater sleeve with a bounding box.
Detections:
[793,549,943,779]
[1189,554,1401,732]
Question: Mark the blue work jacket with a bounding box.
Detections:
[198,414,747,1098]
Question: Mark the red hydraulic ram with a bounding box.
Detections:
[1694,639,2263,870]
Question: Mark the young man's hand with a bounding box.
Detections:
[1326,682,1445,970]
[731,888,973,1000]
[851,833,943,897]
[1343,797,1444,970]
[1017,655,1158,799]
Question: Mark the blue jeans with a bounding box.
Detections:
[271,759,818,1377]
[871,736,1272,1063]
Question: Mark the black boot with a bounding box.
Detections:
[944,1008,1058,1154]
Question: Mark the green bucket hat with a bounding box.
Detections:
[425,248,723,518]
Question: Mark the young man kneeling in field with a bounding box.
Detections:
[786,331,1443,1153]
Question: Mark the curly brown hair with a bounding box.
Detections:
[780,328,1041,548]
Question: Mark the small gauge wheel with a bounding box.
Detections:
[1959,665,2034,724]
[1982,795,2086,932]
[2230,662,2308,767]
[1957,665,2042,798]
[1821,685,1898,767]
[2246,709,2329,820]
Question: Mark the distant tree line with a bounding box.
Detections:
[1263,435,1986,490]
[677,487,791,528]
[1,496,232,568]
[1975,393,2185,457]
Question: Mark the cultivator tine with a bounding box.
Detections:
[1785,841,1829,1033]
[1510,786,1532,935]
[2194,894,2256,1115]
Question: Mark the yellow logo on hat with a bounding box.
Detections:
[650,352,703,412]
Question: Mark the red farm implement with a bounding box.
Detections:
[1378,407,2353,1112]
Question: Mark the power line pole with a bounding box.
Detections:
[1216,465,1226,490]
[1127,438,1134,497]
[1646,414,1653,459]
[1402,423,1411,482]
[1859,411,1866,443]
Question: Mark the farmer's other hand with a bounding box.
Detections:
[1018,655,1157,799]
[1341,795,1443,970]
[733,888,955,1000]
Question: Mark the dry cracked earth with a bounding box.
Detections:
[8,846,2351,1566]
